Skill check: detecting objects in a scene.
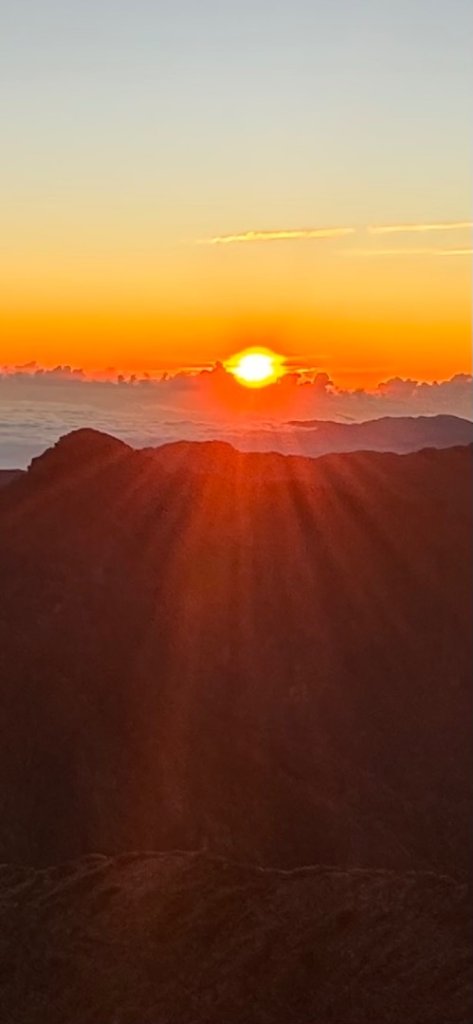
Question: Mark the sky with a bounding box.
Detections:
[1,0,472,387]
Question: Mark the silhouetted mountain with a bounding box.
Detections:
[0,852,471,1024]
[0,429,471,873]
[224,414,473,457]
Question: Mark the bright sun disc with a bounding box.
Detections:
[227,348,284,388]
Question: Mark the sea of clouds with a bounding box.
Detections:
[0,362,471,468]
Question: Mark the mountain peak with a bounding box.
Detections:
[28,428,131,477]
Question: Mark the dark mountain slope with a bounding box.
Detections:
[0,852,471,1024]
[0,468,23,488]
[0,431,471,870]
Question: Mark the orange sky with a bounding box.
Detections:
[2,2,471,389]
[1,226,470,387]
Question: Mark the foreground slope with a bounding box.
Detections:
[0,852,470,1024]
[0,431,471,870]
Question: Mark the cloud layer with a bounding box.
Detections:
[1,362,471,468]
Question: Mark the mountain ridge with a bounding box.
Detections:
[1,411,472,479]
[0,429,470,873]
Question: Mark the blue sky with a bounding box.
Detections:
[3,0,471,225]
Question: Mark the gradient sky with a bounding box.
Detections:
[1,0,471,385]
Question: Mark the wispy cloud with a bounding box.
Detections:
[197,220,471,247]
[368,221,472,235]
[349,247,472,257]
[198,227,355,245]
[436,248,473,256]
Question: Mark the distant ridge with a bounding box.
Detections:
[289,413,470,429]
[0,413,472,474]
[229,413,473,457]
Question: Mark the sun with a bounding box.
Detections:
[226,347,285,388]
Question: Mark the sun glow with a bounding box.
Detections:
[227,348,285,388]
